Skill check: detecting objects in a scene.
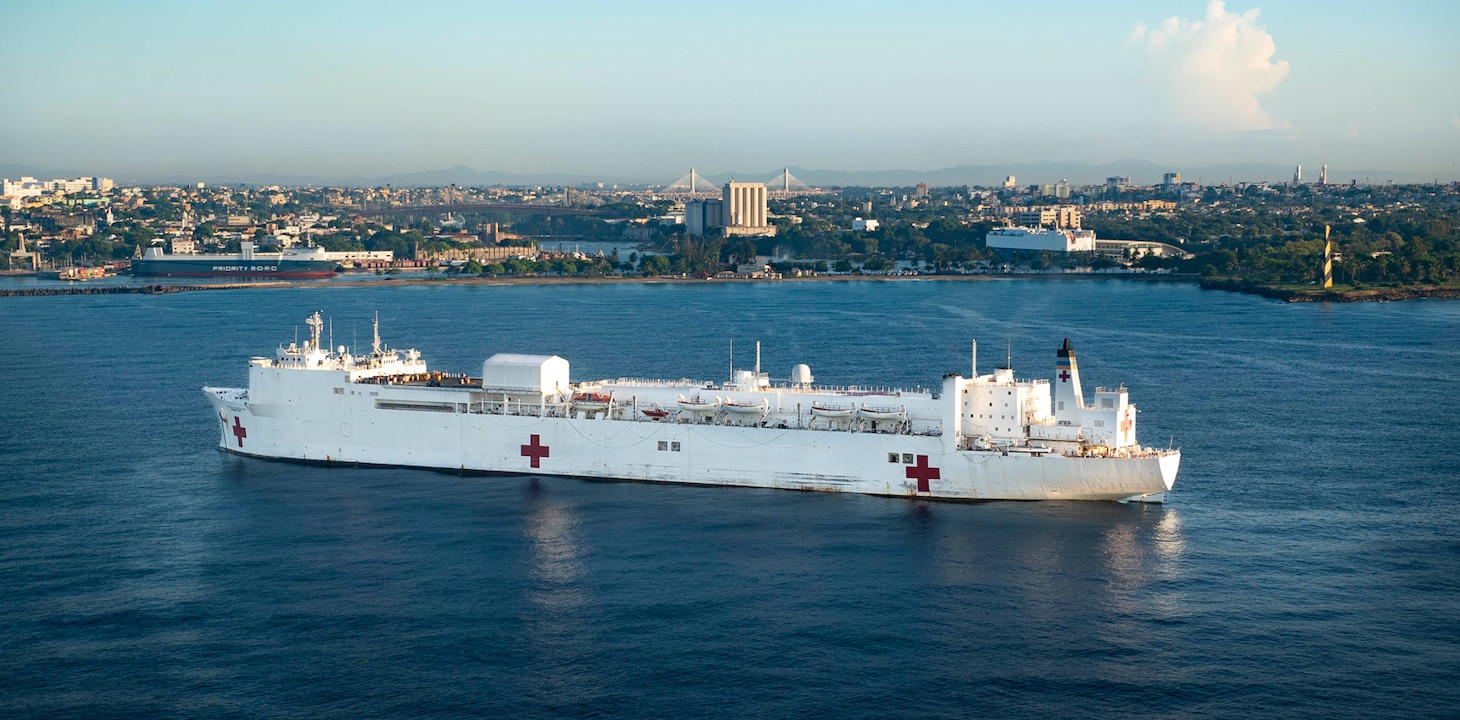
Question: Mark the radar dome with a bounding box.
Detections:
[790,364,814,385]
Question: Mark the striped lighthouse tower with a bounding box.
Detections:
[1323,225,1333,289]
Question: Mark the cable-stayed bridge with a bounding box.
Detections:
[663,168,820,197]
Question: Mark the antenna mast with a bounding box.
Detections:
[372,312,382,355]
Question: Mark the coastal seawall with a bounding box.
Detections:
[0,283,289,297]
[1199,278,1460,302]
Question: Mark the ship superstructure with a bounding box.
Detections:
[204,313,1179,502]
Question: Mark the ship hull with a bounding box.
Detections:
[206,389,1178,502]
[132,258,337,278]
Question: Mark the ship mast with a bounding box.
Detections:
[372,312,382,355]
[306,312,323,350]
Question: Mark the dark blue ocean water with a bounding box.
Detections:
[2,278,1457,718]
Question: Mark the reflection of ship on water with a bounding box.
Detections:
[923,504,1186,629]
[522,485,604,708]
[525,495,587,592]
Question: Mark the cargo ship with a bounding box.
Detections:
[204,313,1180,502]
[132,242,337,278]
[43,266,112,281]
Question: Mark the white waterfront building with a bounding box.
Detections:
[985,227,1096,253]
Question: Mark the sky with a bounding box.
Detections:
[2,0,1457,180]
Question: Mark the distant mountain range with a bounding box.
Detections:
[2,160,1444,189]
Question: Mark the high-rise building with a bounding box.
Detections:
[1320,165,1328,185]
[1003,175,1017,189]
[1106,176,1131,190]
[1293,165,1302,183]
[722,182,774,237]
[914,182,929,199]
[1162,172,1181,187]
[685,199,724,237]
[1054,179,1071,199]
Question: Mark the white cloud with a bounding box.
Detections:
[1345,121,1363,138]
[1133,1,1290,132]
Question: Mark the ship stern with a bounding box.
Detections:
[1125,450,1180,503]
[1159,450,1181,491]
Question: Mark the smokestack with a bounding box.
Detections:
[1053,338,1084,426]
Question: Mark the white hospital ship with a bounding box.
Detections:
[204,313,1179,502]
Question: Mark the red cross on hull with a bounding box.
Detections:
[521,434,550,468]
[905,454,940,493]
[231,416,247,448]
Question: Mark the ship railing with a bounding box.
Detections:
[606,378,705,388]
[602,377,933,397]
[457,394,945,436]
[467,398,570,419]
[774,383,927,396]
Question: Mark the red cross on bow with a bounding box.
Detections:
[1058,370,1071,382]
[231,416,247,447]
[905,454,941,493]
[521,434,550,468]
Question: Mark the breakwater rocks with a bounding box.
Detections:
[1200,278,1460,302]
[0,282,289,297]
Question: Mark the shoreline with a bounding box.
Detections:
[3,271,1454,302]
[0,271,1194,297]
[1197,278,1460,303]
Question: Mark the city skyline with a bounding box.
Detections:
[2,0,1457,179]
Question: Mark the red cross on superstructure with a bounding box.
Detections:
[905,454,941,493]
[231,416,247,447]
[1058,370,1071,382]
[521,434,550,468]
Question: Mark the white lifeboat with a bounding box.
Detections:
[857,405,905,422]
[570,392,612,412]
[677,395,721,413]
[722,398,768,415]
[810,403,854,419]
